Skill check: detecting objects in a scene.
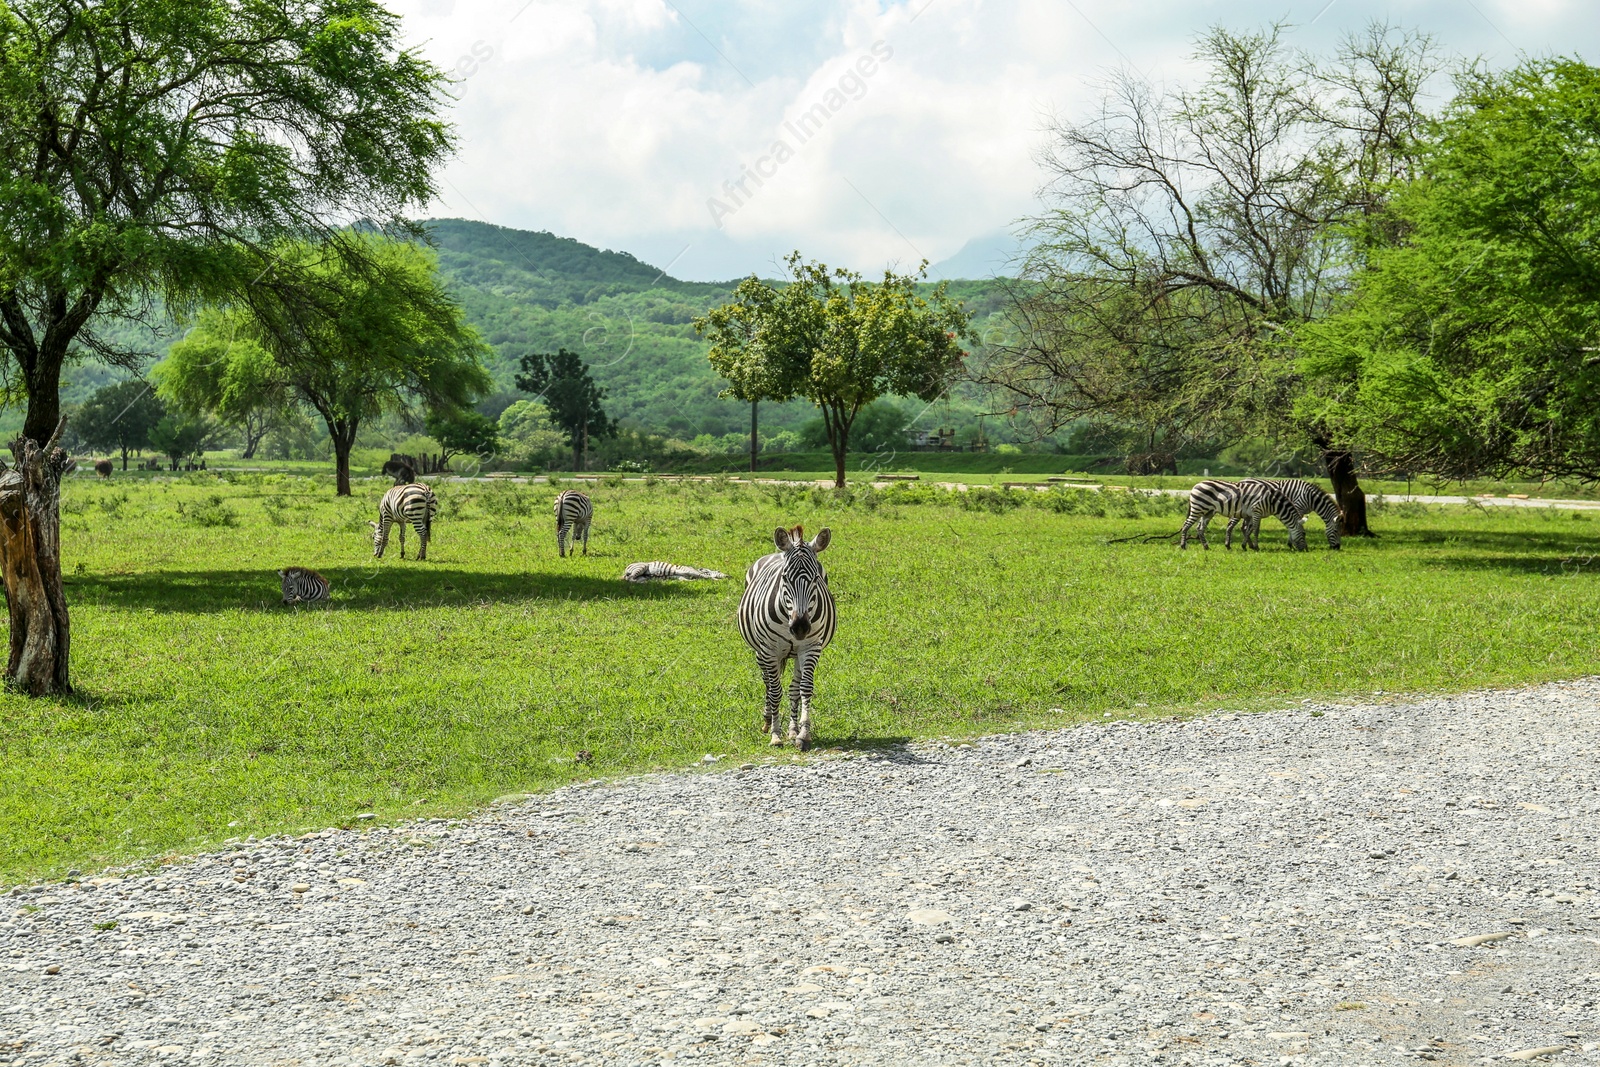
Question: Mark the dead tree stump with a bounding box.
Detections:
[0,418,73,695]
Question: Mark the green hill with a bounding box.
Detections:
[32,218,1011,444]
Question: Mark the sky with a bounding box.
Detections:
[391,0,1600,281]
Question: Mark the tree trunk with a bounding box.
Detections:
[750,400,759,473]
[329,420,359,496]
[241,414,264,460]
[120,445,129,471]
[0,418,74,695]
[1322,445,1374,537]
[822,406,852,489]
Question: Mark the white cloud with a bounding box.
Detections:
[388,0,1600,279]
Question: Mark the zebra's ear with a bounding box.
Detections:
[368,521,379,531]
[774,526,792,551]
[810,527,831,553]
[276,569,285,578]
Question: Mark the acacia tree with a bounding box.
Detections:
[514,349,617,472]
[76,379,164,470]
[154,311,289,459]
[701,254,972,488]
[974,23,1439,534]
[1299,59,1600,481]
[229,235,490,494]
[0,0,453,694]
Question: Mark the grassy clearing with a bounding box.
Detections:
[3,473,1599,884]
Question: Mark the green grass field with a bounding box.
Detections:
[2,472,1598,885]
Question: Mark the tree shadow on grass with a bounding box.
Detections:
[1371,526,1600,574]
[64,568,718,614]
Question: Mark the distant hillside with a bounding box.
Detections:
[421,218,816,436]
[30,219,1009,441]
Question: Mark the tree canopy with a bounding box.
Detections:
[154,311,289,459]
[76,379,164,469]
[180,234,491,493]
[1298,59,1600,482]
[974,22,1439,528]
[515,348,617,472]
[0,0,456,442]
[697,253,973,487]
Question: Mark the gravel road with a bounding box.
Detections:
[5,681,1599,1066]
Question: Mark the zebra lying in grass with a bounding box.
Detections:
[278,567,330,604]
[554,490,592,557]
[622,562,729,582]
[739,525,835,751]
[1227,478,1343,552]
[370,483,439,560]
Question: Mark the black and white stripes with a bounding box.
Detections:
[1229,478,1343,551]
[554,490,593,557]
[370,483,440,560]
[1179,479,1273,550]
[738,525,836,751]
[622,561,728,582]
[1183,477,1343,552]
[278,566,330,604]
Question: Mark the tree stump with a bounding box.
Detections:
[0,419,73,695]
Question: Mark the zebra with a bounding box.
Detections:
[1178,480,1275,550]
[554,490,592,557]
[369,482,439,560]
[622,561,729,582]
[738,525,836,751]
[278,566,330,604]
[1227,479,1343,552]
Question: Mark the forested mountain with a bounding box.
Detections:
[34,218,1009,442]
[424,218,1009,438]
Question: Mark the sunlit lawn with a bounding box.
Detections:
[2,472,1597,883]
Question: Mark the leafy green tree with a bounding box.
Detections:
[1300,59,1600,482]
[514,349,617,472]
[77,380,165,470]
[424,406,500,468]
[231,235,492,495]
[701,254,972,487]
[0,0,453,694]
[154,311,289,459]
[148,415,212,469]
[496,400,568,467]
[695,280,779,471]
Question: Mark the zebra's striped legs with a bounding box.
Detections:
[417,519,430,561]
[399,520,407,560]
[1178,513,1210,550]
[789,645,822,752]
[580,521,589,556]
[759,659,785,746]
[556,523,569,558]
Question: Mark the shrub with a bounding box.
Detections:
[183,494,238,527]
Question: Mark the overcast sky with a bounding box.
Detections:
[391,0,1599,281]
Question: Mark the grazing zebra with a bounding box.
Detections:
[278,567,330,604]
[1228,479,1343,552]
[554,490,592,557]
[622,561,729,582]
[1179,480,1274,550]
[738,525,836,751]
[369,482,439,560]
